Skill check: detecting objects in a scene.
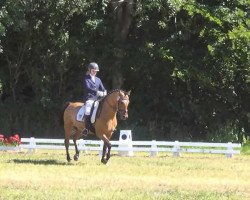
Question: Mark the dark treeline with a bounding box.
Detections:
[0,0,249,142]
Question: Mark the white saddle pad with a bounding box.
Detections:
[76,101,99,123]
[76,106,85,121]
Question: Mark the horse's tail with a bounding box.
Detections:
[62,102,70,113]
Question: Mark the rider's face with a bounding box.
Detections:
[90,69,97,76]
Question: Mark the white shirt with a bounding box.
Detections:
[90,75,95,83]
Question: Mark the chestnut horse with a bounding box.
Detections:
[63,89,130,164]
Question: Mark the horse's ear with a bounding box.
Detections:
[127,90,131,96]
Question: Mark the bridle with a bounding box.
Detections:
[117,96,129,116]
[105,91,129,115]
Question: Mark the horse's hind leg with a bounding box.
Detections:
[64,123,72,162]
[65,138,71,162]
[73,128,82,161]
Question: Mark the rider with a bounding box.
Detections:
[82,62,107,136]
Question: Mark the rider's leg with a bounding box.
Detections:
[81,100,94,137]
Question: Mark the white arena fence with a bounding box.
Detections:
[12,137,241,158]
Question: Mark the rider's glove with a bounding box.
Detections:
[103,90,107,96]
[97,90,107,97]
[96,91,103,97]
[97,91,104,97]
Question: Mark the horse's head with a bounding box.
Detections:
[117,90,131,120]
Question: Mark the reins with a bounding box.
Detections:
[97,89,122,118]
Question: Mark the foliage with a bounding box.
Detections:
[0,0,249,142]
[242,140,250,155]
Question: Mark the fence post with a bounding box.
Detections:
[28,137,36,154]
[99,141,103,158]
[77,139,86,153]
[172,141,180,157]
[226,142,233,158]
[150,140,158,157]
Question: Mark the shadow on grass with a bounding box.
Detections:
[11,159,74,166]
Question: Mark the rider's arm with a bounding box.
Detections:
[99,80,105,92]
[97,79,107,97]
[84,78,98,95]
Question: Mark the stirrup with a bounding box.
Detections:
[81,128,89,138]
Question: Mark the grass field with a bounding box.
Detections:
[0,149,250,200]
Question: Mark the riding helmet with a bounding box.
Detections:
[88,62,99,71]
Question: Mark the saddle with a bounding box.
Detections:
[76,100,103,134]
[76,101,99,122]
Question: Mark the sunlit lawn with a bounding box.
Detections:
[0,149,250,200]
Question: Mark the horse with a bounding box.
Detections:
[63,89,130,164]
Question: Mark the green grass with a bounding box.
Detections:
[242,142,250,155]
[0,150,250,200]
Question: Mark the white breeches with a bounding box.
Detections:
[85,100,94,115]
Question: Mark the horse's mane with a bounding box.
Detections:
[106,89,125,96]
[100,89,125,103]
[96,89,125,118]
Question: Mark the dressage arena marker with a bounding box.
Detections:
[15,130,241,158]
[118,130,133,156]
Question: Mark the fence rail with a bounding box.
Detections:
[10,137,242,158]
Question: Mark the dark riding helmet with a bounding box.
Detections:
[88,62,99,71]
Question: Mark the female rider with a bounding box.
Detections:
[82,62,107,136]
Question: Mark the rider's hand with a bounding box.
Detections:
[103,90,107,96]
[97,91,104,97]
[97,90,107,97]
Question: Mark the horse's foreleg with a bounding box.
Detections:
[101,143,108,164]
[106,142,112,162]
[100,134,112,164]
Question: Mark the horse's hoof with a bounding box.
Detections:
[101,158,108,165]
[67,156,71,162]
[74,154,79,161]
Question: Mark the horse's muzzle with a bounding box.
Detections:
[119,110,128,120]
[121,115,128,120]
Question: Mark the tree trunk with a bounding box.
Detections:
[110,0,134,89]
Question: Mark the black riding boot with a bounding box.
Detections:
[81,115,91,137]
